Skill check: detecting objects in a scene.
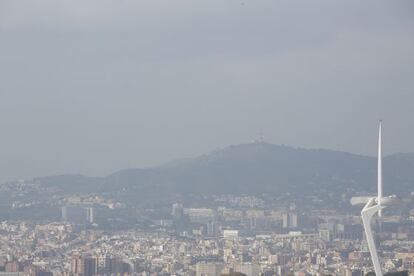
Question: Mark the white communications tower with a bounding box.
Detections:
[350,121,398,276]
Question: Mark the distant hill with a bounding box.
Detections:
[34,142,414,202]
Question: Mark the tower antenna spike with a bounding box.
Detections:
[378,120,383,217]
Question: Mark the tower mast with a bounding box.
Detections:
[378,121,383,217]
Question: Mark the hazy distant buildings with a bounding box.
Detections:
[223,230,239,239]
[172,203,184,221]
[62,206,94,224]
[185,208,216,224]
[207,220,218,237]
[282,212,298,228]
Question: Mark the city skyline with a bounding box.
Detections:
[0,1,413,275]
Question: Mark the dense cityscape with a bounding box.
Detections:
[0,177,413,276]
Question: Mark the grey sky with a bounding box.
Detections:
[0,0,413,181]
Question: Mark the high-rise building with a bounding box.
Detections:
[282,212,298,228]
[71,255,97,276]
[5,262,20,273]
[86,207,94,224]
[207,220,218,237]
[172,203,184,221]
[83,257,97,276]
[62,206,95,224]
[61,206,67,221]
[290,212,298,228]
[24,265,53,276]
[100,256,131,275]
[282,212,289,228]
[70,256,82,275]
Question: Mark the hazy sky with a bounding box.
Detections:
[0,0,413,181]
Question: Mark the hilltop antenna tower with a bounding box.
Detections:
[259,131,264,143]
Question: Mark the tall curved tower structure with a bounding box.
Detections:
[351,122,398,276]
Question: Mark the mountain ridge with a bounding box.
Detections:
[29,142,414,203]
